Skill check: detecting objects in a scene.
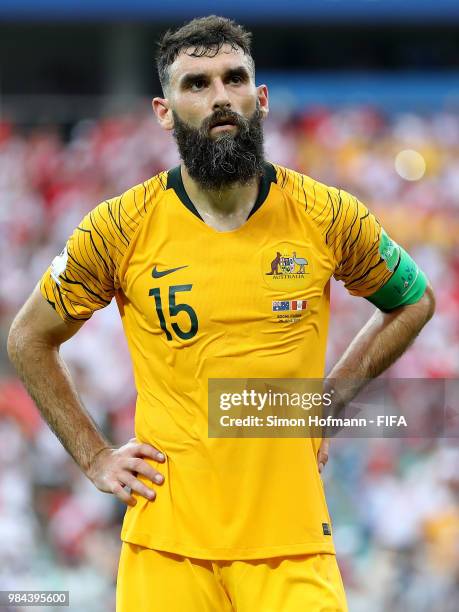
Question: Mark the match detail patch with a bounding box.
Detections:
[272,300,308,312]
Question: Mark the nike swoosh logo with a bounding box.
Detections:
[152,265,188,278]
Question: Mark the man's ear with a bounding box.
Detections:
[256,84,269,120]
[152,97,174,130]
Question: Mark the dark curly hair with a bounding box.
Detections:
[156,15,255,93]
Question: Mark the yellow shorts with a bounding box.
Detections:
[116,542,348,612]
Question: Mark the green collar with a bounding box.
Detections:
[166,161,277,221]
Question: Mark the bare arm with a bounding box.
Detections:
[7,285,165,506]
[328,284,435,382]
[317,285,436,471]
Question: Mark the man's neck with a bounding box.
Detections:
[181,164,261,232]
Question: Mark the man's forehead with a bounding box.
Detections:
[169,44,250,83]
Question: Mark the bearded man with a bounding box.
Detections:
[8,15,435,612]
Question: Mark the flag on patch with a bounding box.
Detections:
[272,301,290,311]
[291,300,308,311]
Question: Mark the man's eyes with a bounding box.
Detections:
[190,79,206,91]
[187,74,245,91]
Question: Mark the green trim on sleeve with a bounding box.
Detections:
[366,244,428,312]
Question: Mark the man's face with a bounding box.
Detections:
[167,44,262,132]
[153,44,269,190]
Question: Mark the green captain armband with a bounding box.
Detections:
[366,229,428,312]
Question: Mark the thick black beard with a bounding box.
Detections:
[172,106,265,190]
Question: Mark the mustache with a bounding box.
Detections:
[200,109,249,136]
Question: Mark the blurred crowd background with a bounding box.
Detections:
[0,1,459,611]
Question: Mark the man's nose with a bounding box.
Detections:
[211,79,231,111]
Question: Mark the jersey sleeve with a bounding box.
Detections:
[329,188,393,297]
[40,200,120,322]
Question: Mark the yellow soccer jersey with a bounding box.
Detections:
[40,162,392,560]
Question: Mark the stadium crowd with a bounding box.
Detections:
[0,105,458,611]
